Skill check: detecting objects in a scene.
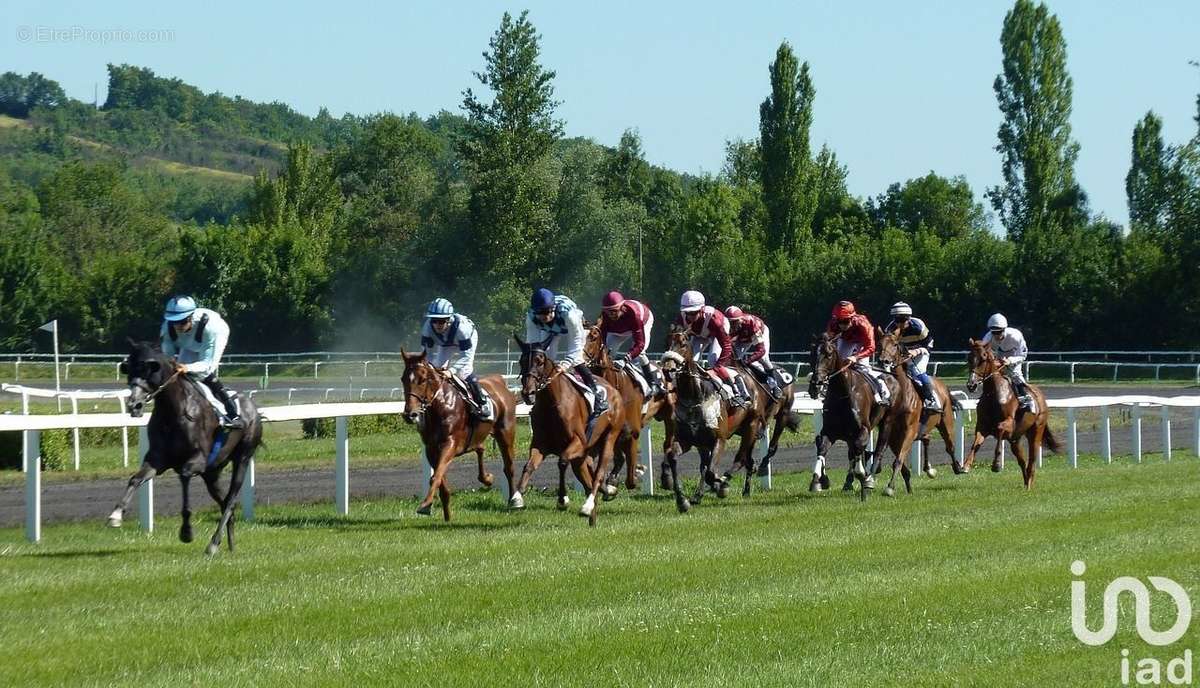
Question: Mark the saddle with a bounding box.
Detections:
[612,359,653,398]
[188,380,243,468]
[563,370,604,417]
[192,379,241,424]
[446,372,494,416]
[852,366,890,405]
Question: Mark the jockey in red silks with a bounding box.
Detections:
[725,306,784,399]
[598,290,664,395]
[674,290,750,407]
[824,300,888,401]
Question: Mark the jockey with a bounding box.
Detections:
[724,306,783,399]
[526,288,608,413]
[674,290,750,407]
[598,290,664,395]
[159,295,242,429]
[884,302,940,411]
[981,313,1032,408]
[420,298,493,421]
[824,300,888,402]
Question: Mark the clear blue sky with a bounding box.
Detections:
[5,0,1198,226]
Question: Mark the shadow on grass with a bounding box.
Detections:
[254,513,525,533]
[25,547,131,560]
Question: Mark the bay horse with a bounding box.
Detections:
[508,337,625,526]
[738,361,800,479]
[107,340,262,555]
[964,339,1059,488]
[663,335,767,511]
[876,328,960,476]
[400,351,518,521]
[807,333,885,500]
[867,327,930,497]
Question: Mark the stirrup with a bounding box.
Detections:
[221,415,246,430]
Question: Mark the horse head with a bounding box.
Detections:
[400,349,439,423]
[582,320,611,369]
[965,338,997,393]
[876,326,905,374]
[514,333,556,405]
[121,338,173,417]
[808,333,840,398]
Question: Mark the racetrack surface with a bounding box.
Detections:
[1,383,1195,527]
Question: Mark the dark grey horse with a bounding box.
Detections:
[107,340,262,555]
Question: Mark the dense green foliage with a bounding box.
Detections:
[1,2,1198,354]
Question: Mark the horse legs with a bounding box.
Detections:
[852,426,871,500]
[659,417,677,491]
[418,446,456,520]
[963,430,986,473]
[475,448,494,489]
[178,469,194,543]
[1010,434,1030,489]
[938,412,957,473]
[809,432,834,493]
[992,433,1007,473]
[693,445,712,505]
[667,440,691,513]
[623,429,640,491]
[557,458,571,510]
[107,460,158,527]
[1025,426,1042,490]
[586,437,618,527]
[494,423,518,504]
[734,421,761,498]
[206,456,248,556]
[710,436,731,499]
[511,447,548,509]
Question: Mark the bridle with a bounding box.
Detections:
[404,361,446,415]
[522,349,563,397]
[129,366,183,405]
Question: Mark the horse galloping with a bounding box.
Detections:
[876,328,960,477]
[107,340,263,555]
[964,339,1059,488]
[400,351,518,521]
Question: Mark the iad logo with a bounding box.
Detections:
[1071,561,1194,686]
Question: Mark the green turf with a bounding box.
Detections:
[0,456,1196,687]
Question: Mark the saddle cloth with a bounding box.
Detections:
[563,370,600,416]
[853,367,890,405]
[446,372,493,410]
[612,359,653,398]
[192,379,239,422]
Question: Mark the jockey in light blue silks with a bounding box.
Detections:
[420,298,493,421]
[884,302,940,411]
[981,313,1032,409]
[525,288,608,414]
[159,295,243,429]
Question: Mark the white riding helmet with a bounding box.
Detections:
[889,302,913,317]
[988,313,1008,331]
[679,290,705,313]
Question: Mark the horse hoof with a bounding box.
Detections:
[106,516,122,528]
[820,474,831,490]
[601,486,618,502]
[205,543,219,557]
[660,477,674,492]
[509,492,525,510]
[716,484,729,499]
[677,498,691,514]
[924,468,937,479]
[579,496,595,518]
[479,473,494,489]
[882,486,895,498]
[179,526,194,543]
[842,482,855,492]
[809,476,826,492]
[557,496,571,511]
[864,475,876,490]
[416,504,432,516]
[991,463,1002,473]
[635,464,647,478]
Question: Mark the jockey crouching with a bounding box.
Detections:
[599,291,664,396]
[825,300,889,403]
[982,313,1032,409]
[527,288,608,415]
[160,295,243,430]
[675,290,751,408]
[885,302,940,411]
[724,306,784,400]
[421,298,493,422]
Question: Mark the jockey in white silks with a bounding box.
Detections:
[526,288,608,413]
[159,295,242,429]
[980,312,1032,408]
[420,297,493,420]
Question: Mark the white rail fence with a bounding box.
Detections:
[4,388,1200,544]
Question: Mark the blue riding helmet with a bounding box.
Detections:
[531,288,555,312]
[426,298,454,319]
[163,295,197,322]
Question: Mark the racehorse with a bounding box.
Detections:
[737,362,800,479]
[508,336,625,526]
[107,340,263,555]
[662,329,767,511]
[964,339,1059,488]
[807,333,885,500]
[400,350,518,521]
[583,322,671,495]
[876,328,960,476]
[866,327,928,497]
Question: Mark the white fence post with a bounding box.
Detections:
[1161,406,1171,462]
[1193,407,1200,457]
[1101,406,1111,464]
[242,455,256,521]
[21,391,29,474]
[24,429,41,543]
[70,396,81,471]
[757,428,771,491]
[640,426,654,496]
[137,426,153,533]
[335,416,349,515]
[1132,405,1142,464]
[955,410,965,467]
[1066,408,1077,468]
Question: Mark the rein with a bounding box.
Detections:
[139,368,184,404]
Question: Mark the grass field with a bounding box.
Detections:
[1,455,1197,687]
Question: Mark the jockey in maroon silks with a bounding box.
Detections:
[725,306,784,399]
[824,300,888,401]
[598,290,664,395]
[674,290,750,407]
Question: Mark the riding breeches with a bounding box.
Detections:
[904,350,929,376]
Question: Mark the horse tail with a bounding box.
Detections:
[1041,425,1061,454]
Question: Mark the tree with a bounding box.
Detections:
[867,172,988,240]
[600,129,651,205]
[987,0,1082,242]
[1126,112,1170,231]
[759,42,816,253]
[0,71,66,118]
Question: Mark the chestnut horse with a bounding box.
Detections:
[964,339,1059,488]
[868,327,931,497]
[583,322,671,494]
[807,333,885,500]
[876,328,959,476]
[400,351,518,521]
[663,331,767,511]
[509,337,625,526]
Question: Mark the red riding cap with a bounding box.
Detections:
[601,291,625,310]
[724,306,745,320]
[832,301,856,319]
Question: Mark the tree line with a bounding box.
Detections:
[1,1,1197,354]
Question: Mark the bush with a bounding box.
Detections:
[0,427,69,470]
[301,414,408,439]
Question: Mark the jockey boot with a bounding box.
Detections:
[467,375,495,422]
[916,377,940,411]
[1014,381,1033,409]
[731,375,751,408]
[204,376,245,430]
[576,365,609,414]
[642,360,664,396]
[763,369,783,400]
